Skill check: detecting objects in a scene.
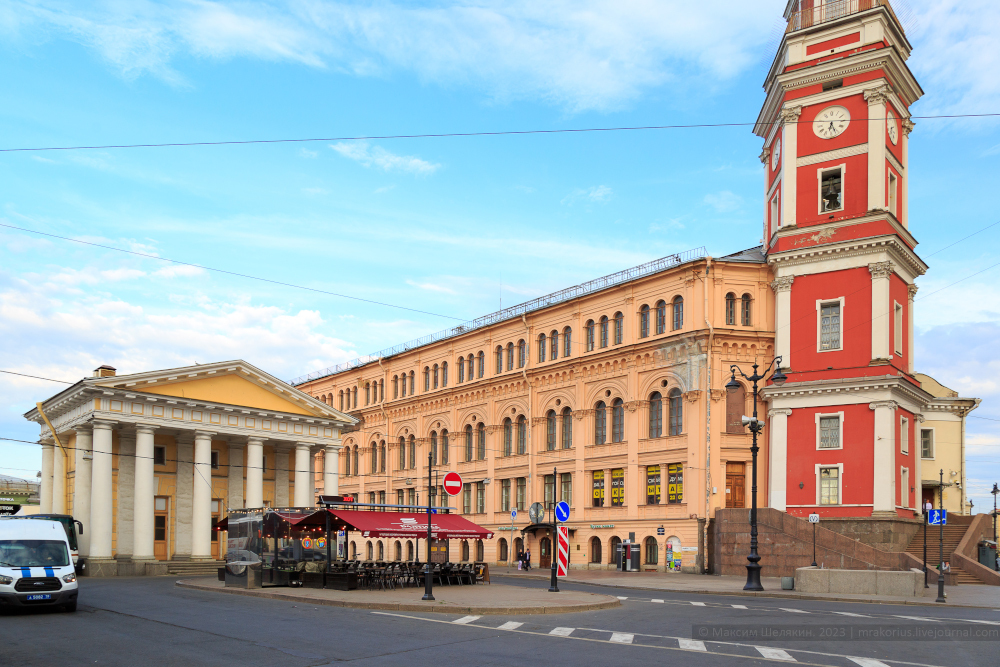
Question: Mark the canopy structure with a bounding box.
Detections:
[328,510,494,540]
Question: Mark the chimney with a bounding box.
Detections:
[94,365,117,378]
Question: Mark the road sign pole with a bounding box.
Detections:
[508,508,516,573]
[549,466,559,593]
[923,503,929,589]
[936,469,946,604]
[423,452,435,601]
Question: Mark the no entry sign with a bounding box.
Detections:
[443,471,463,496]
[556,525,569,577]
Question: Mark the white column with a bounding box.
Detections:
[771,276,794,368]
[293,443,311,507]
[192,431,214,560]
[870,401,897,514]
[133,425,156,561]
[768,408,792,512]
[174,436,194,559]
[324,442,341,497]
[90,420,115,560]
[869,262,893,362]
[116,432,136,560]
[51,440,66,515]
[73,427,93,558]
[907,284,917,374]
[865,86,889,212]
[246,438,264,508]
[779,106,801,228]
[227,443,244,510]
[274,446,290,507]
[40,443,54,513]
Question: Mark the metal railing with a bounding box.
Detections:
[786,0,891,33]
[291,246,707,385]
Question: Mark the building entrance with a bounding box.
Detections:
[154,496,169,560]
[726,462,746,508]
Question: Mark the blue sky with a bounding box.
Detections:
[1,0,998,513]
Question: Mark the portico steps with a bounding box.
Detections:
[166,560,226,577]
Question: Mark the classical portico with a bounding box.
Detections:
[26,361,356,576]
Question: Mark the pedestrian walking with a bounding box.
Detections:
[525,548,532,571]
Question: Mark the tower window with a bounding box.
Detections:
[894,302,903,356]
[820,167,843,213]
[888,171,898,217]
[818,299,843,351]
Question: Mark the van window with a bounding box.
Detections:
[0,540,70,567]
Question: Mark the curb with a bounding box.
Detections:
[174,579,621,615]
[493,574,997,610]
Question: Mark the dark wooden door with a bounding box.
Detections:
[539,537,551,569]
[726,462,746,508]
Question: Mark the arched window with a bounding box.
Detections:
[406,540,414,561]
[563,327,572,357]
[649,391,663,438]
[424,367,430,391]
[599,316,609,348]
[380,440,386,472]
[352,387,357,408]
[477,351,484,378]
[378,541,384,560]
[370,442,377,474]
[339,390,344,411]
[496,346,503,373]
[517,415,527,455]
[393,375,399,399]
[590,537,602,564]
[365,382,370,405]
[612,398,624,442]
[442,361,448,387]
[461,541,470,562]
[668,388,683,436]
[609,536,621,564]
[458,357,465,383]
[503,418,512,456]
[394,541,402,561]
[441,429,449,465]
[351,541,357,559]
[546,410,556,451]
[644,536,658,565]
[639,305,650,338]
[550,330,559,360]
[498,538,509,562]
[725,292,737,325]
[613,312,624,345]
[514,537,523,558]
[353,446,359,476]
[741,293,752,326]
[433,364,439,389]
[506,343,514,371]
[585,320,595,351]
[595,401,607,444]
[430,431,438,466]
[408,371,415,395]
[379,379,384,402]
[517,340,526,368]
[398,436,406,469]
[476,539,484,562]
[408,434,416,469]
[344,447,351,476]
[468,354,475,380]
[366,541,373,560]
[477,423,486,460]
[561,407,573,449]
[538,334,547,363]
[465,425,474,461]
[672,296,684,330]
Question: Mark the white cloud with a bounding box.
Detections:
[153,264,206,278]
[703,190,743,213]
[1,1,778,111]
[562,185,613,205]
[330,141,440,175]
[406,279,457,295]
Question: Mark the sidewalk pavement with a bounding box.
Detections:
[495,567,1000,609]
[175,577,620,615]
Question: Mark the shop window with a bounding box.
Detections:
[644,537,658,565]
[610,469,625,507]
[592,471,605,508]
[667,464,683,504]
[646,465,661,505]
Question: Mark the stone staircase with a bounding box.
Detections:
[904,517,997,585]
[166,560,225,578]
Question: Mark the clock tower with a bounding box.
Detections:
[757,0,931,518]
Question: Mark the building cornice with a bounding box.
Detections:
[761,373,933,408]
[767,232,927,279]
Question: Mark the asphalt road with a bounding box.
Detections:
[1,575,997,666]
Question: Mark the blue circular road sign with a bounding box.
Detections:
[511,509,517,521]
[555,501,570,523]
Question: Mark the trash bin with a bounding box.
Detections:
[978,541,997,568]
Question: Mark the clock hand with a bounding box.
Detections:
[828,121,836,134]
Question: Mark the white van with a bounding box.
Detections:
[0,519,78,612]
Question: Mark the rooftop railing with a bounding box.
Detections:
[290,246,707,385]
[786,0,893,33]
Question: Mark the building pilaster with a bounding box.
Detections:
[768,408,792,512]
[870,401,898,515]
[770,276,795,368]
[779,105,801,229]
[869,261,894,362]
[865,85,890,212]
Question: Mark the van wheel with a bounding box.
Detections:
[63,601,77,612]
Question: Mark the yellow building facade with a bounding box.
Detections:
[297,248,777,572]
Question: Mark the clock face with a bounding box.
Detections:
[813,105,851,139]
[887,111,898,145]
[771,138,781,170]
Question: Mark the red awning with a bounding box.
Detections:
[329,510,494,540]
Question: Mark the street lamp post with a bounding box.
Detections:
[936,468,946,604]
[726,356,787,592]
[992,483,999,571]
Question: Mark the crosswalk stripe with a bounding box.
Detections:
[756,647,797,661]
[832,612,869,617]
[609,633,634,644]
[497,622,523,630]
[848,658,891,667]
[965,619,1000,626]
[731,604,748,609]
[651,599,664,603]
[678,639,707,651]
[549,627,575,636]
[690,601,706,606]
[780,608,809,613]
[452,616,481,624]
